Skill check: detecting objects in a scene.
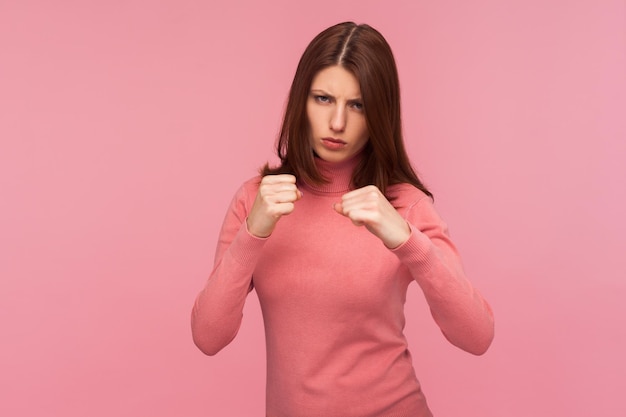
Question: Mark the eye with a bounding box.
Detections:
[314,95,331,104]
[350,102,364,111]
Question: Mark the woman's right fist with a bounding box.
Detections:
[246,174,302,238]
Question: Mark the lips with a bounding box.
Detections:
[322,137,346,144]
[321,137,347,151]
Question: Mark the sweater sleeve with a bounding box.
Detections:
[191,181,267,355]
[392,196,495,355]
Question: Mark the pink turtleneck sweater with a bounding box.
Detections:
[191,155,494,417]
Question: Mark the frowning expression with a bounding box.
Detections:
[307,65,369,163]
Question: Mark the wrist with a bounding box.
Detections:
[383,221,411,249]
[245,217,272,238]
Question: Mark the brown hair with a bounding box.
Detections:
[262,22,432,199]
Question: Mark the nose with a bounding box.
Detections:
[330,106,346,132]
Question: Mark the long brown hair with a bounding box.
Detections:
[262,22,432,199]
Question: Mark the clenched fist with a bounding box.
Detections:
[247,174,302,238]
[334,185,410,249]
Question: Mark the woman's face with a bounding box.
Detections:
[307,65,369,163]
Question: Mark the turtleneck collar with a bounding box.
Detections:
[302,152,363,195]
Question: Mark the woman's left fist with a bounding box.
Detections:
[334,185,410,249]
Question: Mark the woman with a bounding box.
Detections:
[192,22,494,417]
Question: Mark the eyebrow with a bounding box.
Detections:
[310,89,362,102]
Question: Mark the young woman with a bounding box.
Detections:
[191,22,494,417]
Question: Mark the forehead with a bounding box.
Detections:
[310,65,361,97]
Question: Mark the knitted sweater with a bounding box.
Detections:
[191,155,494,417]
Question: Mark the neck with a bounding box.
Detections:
[304,152,362,195]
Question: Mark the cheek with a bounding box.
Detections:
[308,106,325,128]
[306,110,319,134]
[307,114,317,139]
[357,120,369,142]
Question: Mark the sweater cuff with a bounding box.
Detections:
[390,224,435,272]
[227,219,269,268]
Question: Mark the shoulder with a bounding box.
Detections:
[240,176,262,193]
[227,176,262,213]
[387,183,432,209]
[388,183,449,232]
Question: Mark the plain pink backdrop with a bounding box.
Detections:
[1,1,625,416]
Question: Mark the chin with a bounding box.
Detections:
[315,151,350,163]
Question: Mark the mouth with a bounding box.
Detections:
[320,137,348,151]
[322,137,347,145]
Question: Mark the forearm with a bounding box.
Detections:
[191,223,266,355]
[394,227,494,355]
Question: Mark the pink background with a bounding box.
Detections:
[1,1,625,416]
